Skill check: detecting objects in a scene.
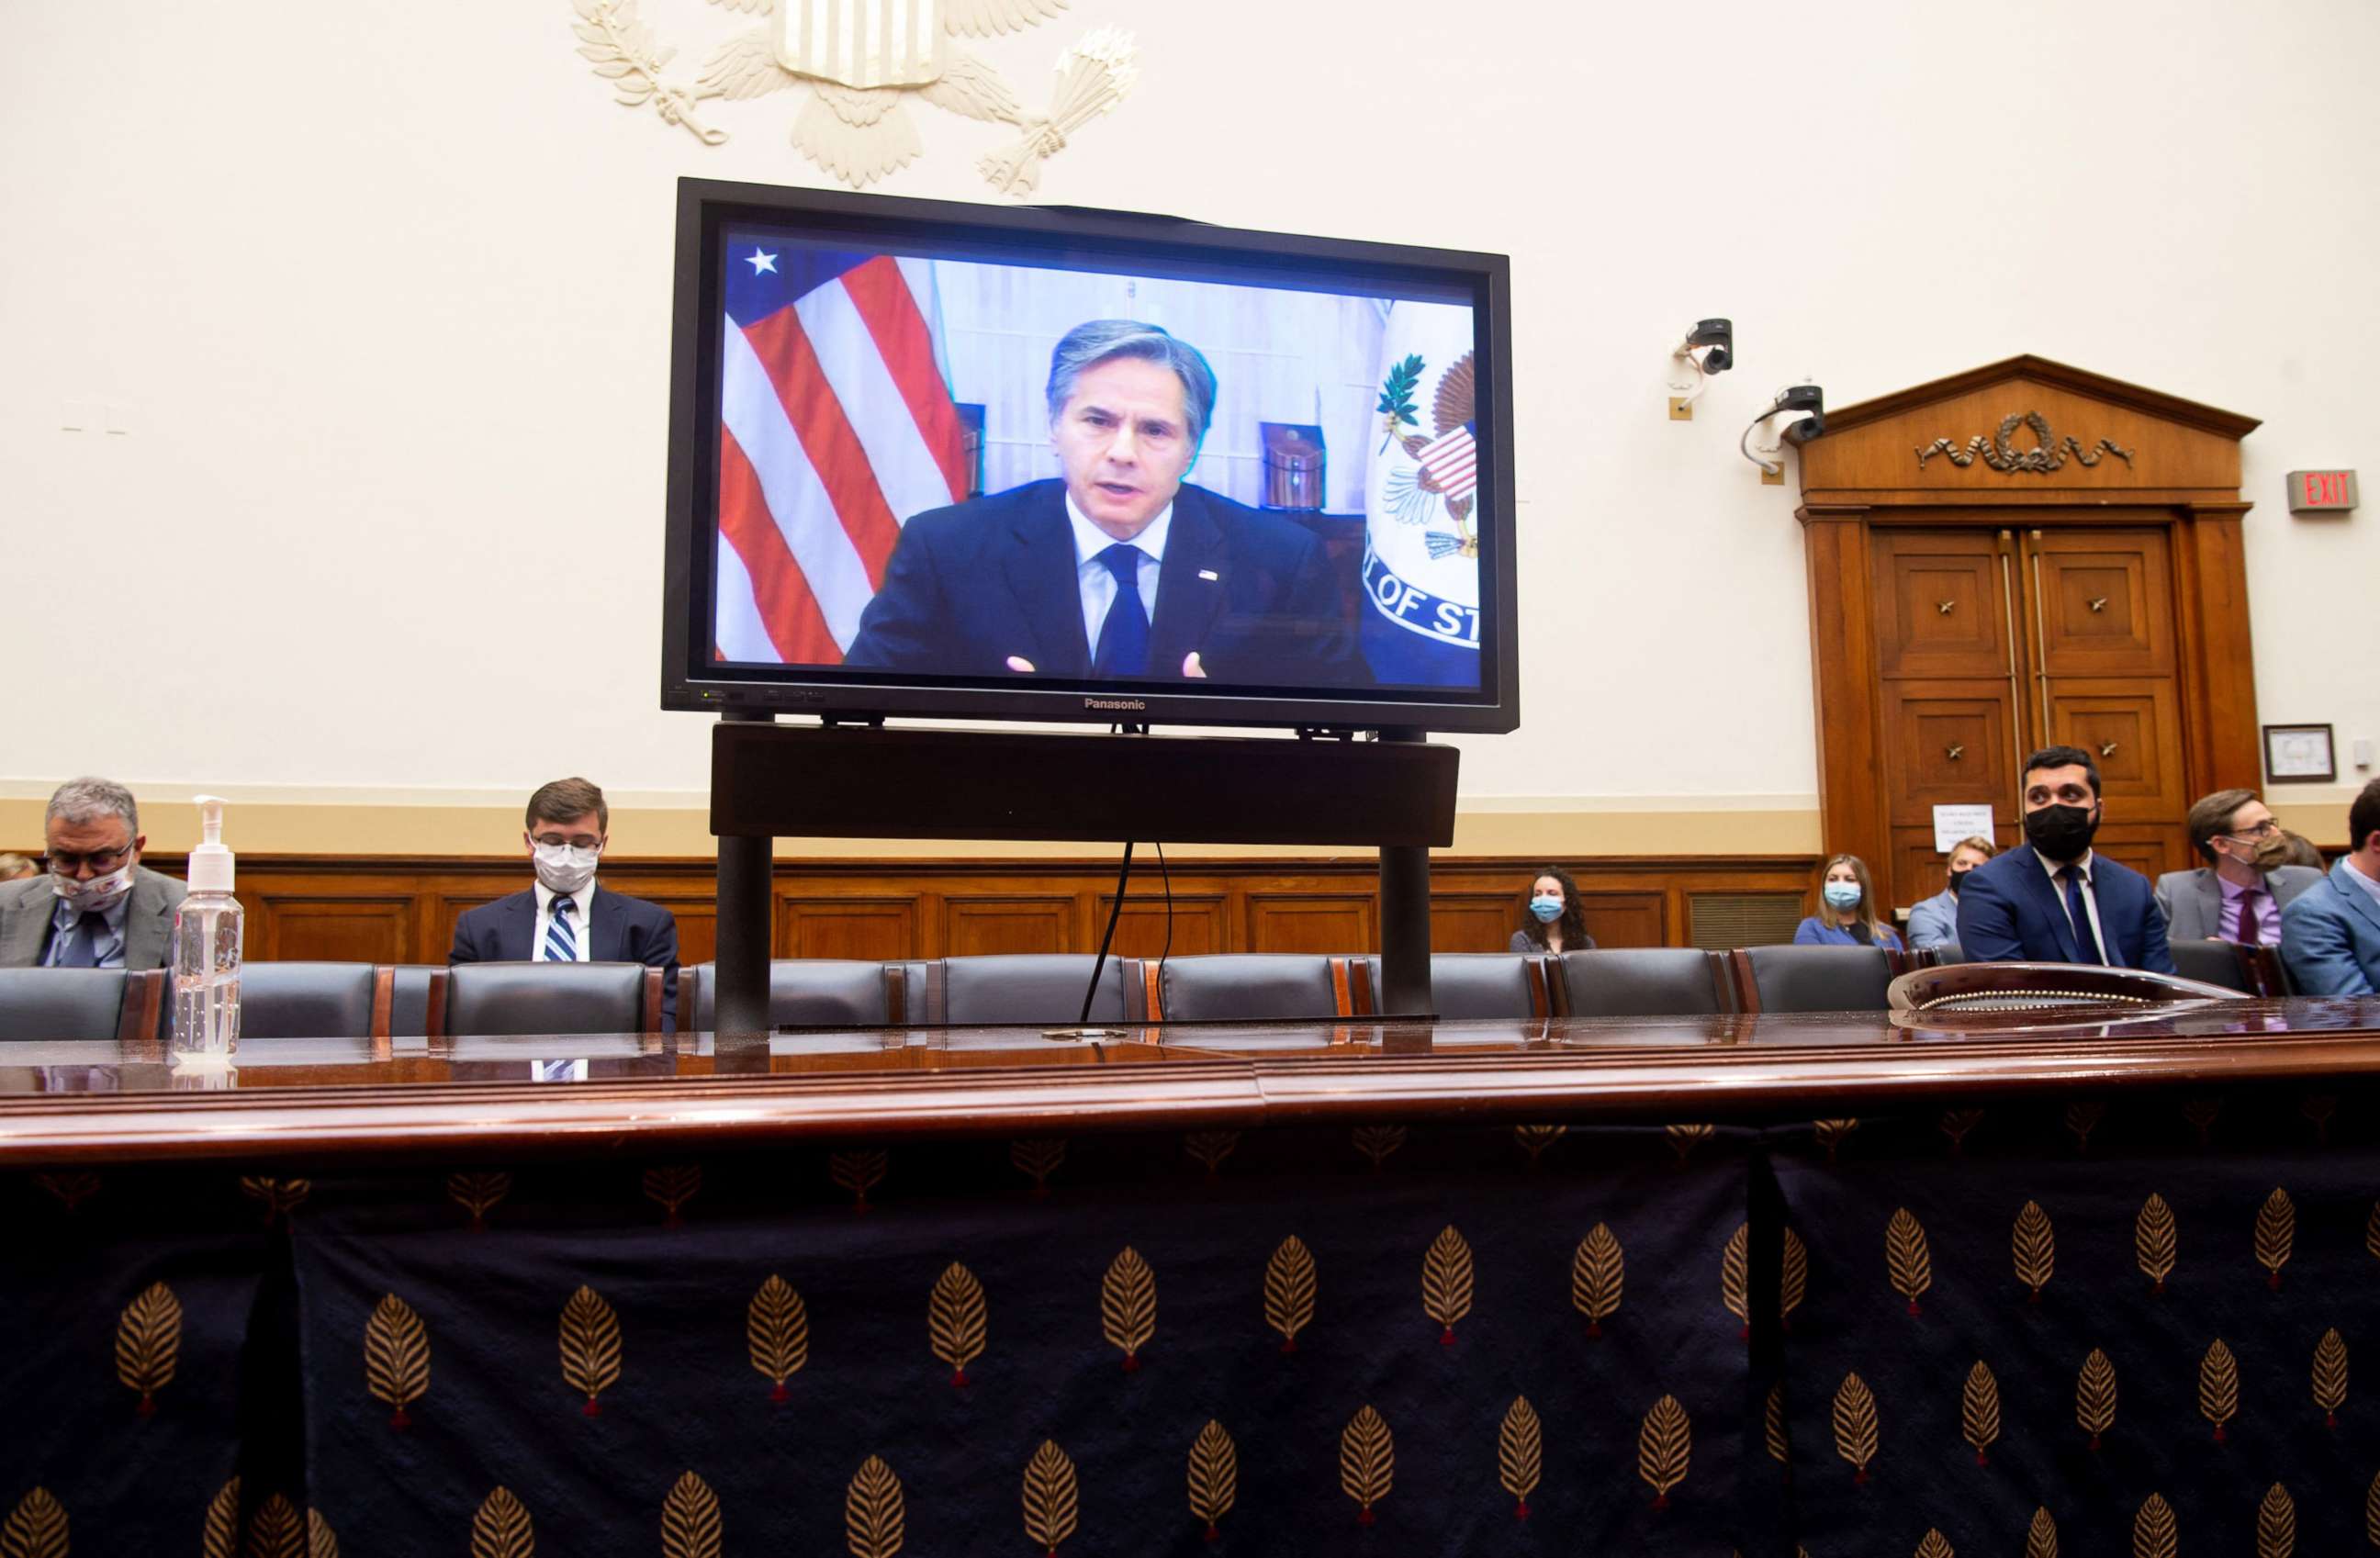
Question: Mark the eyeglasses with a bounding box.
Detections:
[48,846,131,875]
[2221,820,2282,842]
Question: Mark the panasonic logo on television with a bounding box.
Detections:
[1084,697,1148,712]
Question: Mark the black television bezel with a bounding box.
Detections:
[660,177,1519,735]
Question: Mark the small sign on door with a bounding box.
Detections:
[1932,802,1996,855]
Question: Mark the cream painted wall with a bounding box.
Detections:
[4,0,2375,849]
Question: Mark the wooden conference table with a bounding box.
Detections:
[6,999,2379,1557]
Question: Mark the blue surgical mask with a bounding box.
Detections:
[1822,882,1862,911]
[1529,895,1563,923]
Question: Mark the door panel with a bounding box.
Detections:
[1872,532,2014,680]
[1880,683,2018,824]
[2028,530,2174,676]
[2046,679,2188,819]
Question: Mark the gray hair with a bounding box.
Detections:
[46,777,139,839]
[1045,319,1217,447]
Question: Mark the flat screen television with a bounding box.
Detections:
[661,178,1518,734]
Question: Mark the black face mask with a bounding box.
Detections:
[2024,802,2099,861]
[1946,869,1967,897]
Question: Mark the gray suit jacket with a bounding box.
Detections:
[0,866,187,970]
[2152,864,2322,942]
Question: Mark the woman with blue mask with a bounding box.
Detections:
[1792,853,1903,949]
[1510,866,1595,954]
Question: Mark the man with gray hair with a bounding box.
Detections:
[843,319,1355,684]
[0,778,188,970]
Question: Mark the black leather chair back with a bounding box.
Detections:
[388,966,446,1038]
[1371,953,1546,1019]
[444,961,659,1037]
[1557,949,1733,1017]
[1157,955,1345,1023]
[239,962,387,1039]
[929,955,1132,1026]
[685,960,904,1029]
[1734,945,1899,1014]
[0,968,159,1042]
[2168,939,2257,994]
[1923,941,1968,968]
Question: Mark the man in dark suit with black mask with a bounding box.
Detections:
[1955,745,2176,973]
[842,319,1356,688]
[448,778,679,1028]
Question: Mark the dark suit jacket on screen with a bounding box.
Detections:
[2280,861,2380,997]
[841,480,1358,687]
[1954,844,2175,974]
[448,884,680,1029]
[0,866,186,970]
[2151,864,2322,942]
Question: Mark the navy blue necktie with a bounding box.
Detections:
[53,912,107,969]
[544,897,578,962]
[1092,544,1151,678]
[2058,866,2107,964]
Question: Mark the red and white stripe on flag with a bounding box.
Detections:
[1416,425,1477,501]
[714,255,968,665]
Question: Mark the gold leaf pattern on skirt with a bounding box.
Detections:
[1637,1394,1690,1508]
[1009,1138,1065,1197]
[2199,1339,2240,1441]
[1572,1223,1622,1337]
[747,1275,809,1400]
[115,1280,181,1415]
[1339,1406,1393,1523]
[469,1488,533,1558]
[1099,1247,1155,1369]
[1721,1224,1749,1333]
[1833,1373,1878,1482]
[1350,1125,1406,1170]
[0,1490,66,1558]
[1498,1395,1542,1519]
[1420,1226,1473,1342]
[927,1262,987,1386]
[1185,1421,1235,1539]
[2024,1506,2058,1558]
[2132,1492,2176,1558]
[2076,1347,2117,1449]
[2012,1200,2054,1301]
[1961,1361,2001,1463]
[558,1285,622,1415]
[845,1456,904,1558]
[2313,1328,2348,1426]
[1263,1237,1316,1353]
[363,1294,430,1429]
[1020,1440,1079,1555]
[658,1471,721,1558]
[2256,1482,2295,1558]
[2254,1187,2295,1290]
[1885,1209,1932,1314]
[2136,1194,2177,1294]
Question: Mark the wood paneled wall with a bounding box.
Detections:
[134,854,1822,966]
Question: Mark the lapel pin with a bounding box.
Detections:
[1198,569,1220,582]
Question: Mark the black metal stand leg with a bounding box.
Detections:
[1375,728,1433,1017]
[714,713,776,1037]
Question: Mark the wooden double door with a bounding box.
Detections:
[1874,521,2189,902]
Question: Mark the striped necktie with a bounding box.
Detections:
[544,896,578,962]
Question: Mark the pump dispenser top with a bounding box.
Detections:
[188,795,234,893]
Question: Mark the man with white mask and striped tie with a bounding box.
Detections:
[447,778,679,1029]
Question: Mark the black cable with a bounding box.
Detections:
[1082,840,1134,1025]
[1154,840,1173,995]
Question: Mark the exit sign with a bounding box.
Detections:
[2287,469,2358,512]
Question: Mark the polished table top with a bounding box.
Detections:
[5,996,2377,1164]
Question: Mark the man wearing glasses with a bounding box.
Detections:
[2155,789,2323,946]
[0,778,187,969]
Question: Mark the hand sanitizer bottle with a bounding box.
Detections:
[172,795,242,1058]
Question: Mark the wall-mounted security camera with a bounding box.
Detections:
[1741,381,1825,483]
[1667,317,1734,420]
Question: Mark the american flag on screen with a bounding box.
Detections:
[1414,420,1477,502]
[713,240,968,664]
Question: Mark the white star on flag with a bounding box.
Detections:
[746,249,779,276]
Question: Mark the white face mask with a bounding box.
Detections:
[532,842,600,894]
[54,862,136,914]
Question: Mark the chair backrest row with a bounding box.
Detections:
[1916,938,2290,997]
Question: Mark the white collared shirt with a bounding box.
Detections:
[1065,492,1170,656]
[2343,855,2380,913]
[2037,848,2111,963]
[532,879,596,962]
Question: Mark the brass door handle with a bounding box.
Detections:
[1947,745,1965,761]
[1937,600,1957,615]
[2088,596,2107,612]
[2100,741,2118,757]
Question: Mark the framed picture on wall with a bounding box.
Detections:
[2264,723,2337,783]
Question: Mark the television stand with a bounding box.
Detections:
[709,720,1456,1034]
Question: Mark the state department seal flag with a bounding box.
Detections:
[1363,301,1485,687]
[713,236,969,666]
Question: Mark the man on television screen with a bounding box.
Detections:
[842,319,1357,685]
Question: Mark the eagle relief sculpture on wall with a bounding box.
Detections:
[567,0,1139,193]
